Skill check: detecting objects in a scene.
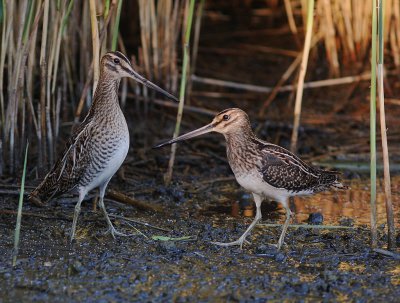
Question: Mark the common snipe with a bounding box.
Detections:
[155,108,347,250]
[30,51,178,241]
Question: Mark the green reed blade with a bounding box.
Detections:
[111,0,123,51]
[12,142,29,267]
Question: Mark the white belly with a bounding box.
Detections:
[86,136,130,192]
[235,169,312,204]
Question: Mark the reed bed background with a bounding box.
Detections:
[1,0,399,175]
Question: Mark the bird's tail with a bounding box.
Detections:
[331,180,349,190]
[321,170,349,190]
[28,177,59,207]
[28,185,47,207]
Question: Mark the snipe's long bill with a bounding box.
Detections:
[129,69,178,102]
[29,51,178,242]
[155,108,347,250]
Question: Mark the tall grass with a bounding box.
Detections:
[370,0,378,248]
[0,0,175,174]
[376,0,396,251]
[290,0,314,153]
[294,0,400,75]
[164,0,196,185]
[1,1,399,181]
[137,0,183,94]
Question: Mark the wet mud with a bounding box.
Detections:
[1,146,399,302]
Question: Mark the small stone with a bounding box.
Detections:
[275,252,286,262]
[44,261,52,267]
[308,213,323,225]
[239,193,253,208]
[71,260,85,273]
[339,217,354,227]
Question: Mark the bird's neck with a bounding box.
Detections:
[224,126,260,174]
[91,73,121,111]
[224,124,256,147]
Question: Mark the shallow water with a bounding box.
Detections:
[293,177,400,227]
[203,176,400,229]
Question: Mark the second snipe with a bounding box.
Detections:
[29,51,178,242]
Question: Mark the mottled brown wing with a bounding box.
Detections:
[259,144,337,193]
[55,122,95,190]
[30,119,95,202]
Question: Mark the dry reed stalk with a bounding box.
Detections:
[0,1,10,174]
[46,3,66,166]
[187,0,205,99]
[38,0,49,172]
[20,1,37,161]
[377,0,396,250]
[192,72,372,94]
[283,0,301,48]
[164,0,196,185]
[51,0,74,94]
[321,0,339,76]
[26,1,41,139]
[138,0,151,79]
[6,0,28,174]
[137,0,182,96]
[338,1,356,62]
[296,0,400,73]
[0,0,8,128]
[258,34,321,117]
[74,2,116,122]
[149,0,159,80]
[370,0,378,248]
[290,0,314,153]
[389,0,400,66]
[89,0,100,92]
[0,0,127,175]
[361,2,372,58]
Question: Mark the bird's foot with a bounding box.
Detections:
[104,226,131,239]
[211,237,251,250]
[70,232,76,243]
[268,240,285,251]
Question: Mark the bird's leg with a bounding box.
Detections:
[276,200,292,250]
[212,193,263,249]
[98,182,129,239]
[70,191,85,242]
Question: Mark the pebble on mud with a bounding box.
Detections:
[307,213,324,225]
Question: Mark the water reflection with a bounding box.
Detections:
[281,177,400,227]
[210,177,400,228]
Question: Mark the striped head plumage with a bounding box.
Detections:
[154,108,253,148]
[100,51,178,102]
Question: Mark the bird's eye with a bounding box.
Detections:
[113,58,120,64]
[223,114,230,121]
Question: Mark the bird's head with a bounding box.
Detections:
[100,51,178,101]
[153,108,252,148]
[208,108,251,135]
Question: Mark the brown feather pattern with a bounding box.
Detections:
[224,111,344,194]
[29,65,126,204]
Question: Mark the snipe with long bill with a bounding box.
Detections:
[155,108,347,250]
[30,51,178,242]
